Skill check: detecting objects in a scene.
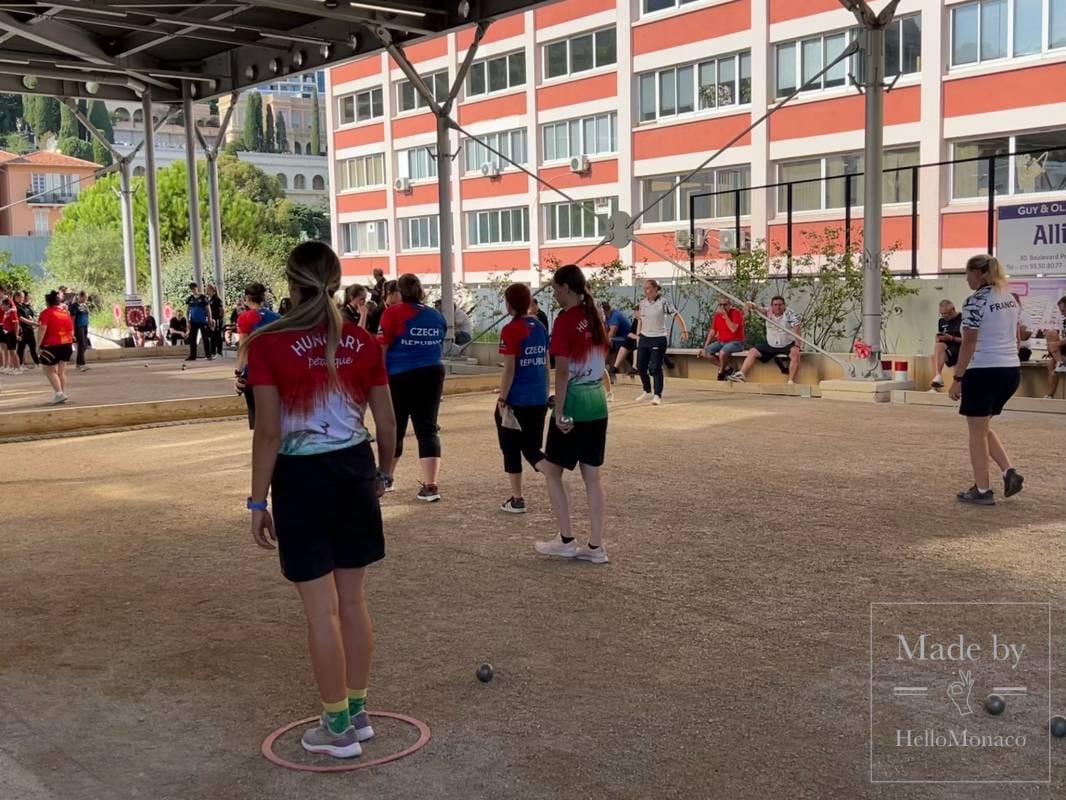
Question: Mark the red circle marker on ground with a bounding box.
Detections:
[261,711,431,773]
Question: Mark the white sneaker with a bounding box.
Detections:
[52,392,68,405]
[1055,362,1066,374]
[1044,395,1054,400]
[606,392,615,402]
[726,372,746,382]
[534,535,578,559]
[575,543,608,564]
[786,379,795,385]
[634,392,651,402]
[651,395,661,405]
[931,374,944,387]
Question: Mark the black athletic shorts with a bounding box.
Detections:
[271,441,384,582]
[959,367,1020,418]
[3,331,17,349]
[945,344,960,368]
[755,341,796,362]
[39,344,72,365]
[545,415,607,470]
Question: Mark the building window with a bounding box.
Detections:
[337,153,385,191]
[544,198,618,241]
[294,141,302,154]
[638,51,751,122]
[30,173,46,195]
[312,175,325,190]
[397,70,449,113]
[463,128,528,173]
[399,146,438,181]
[340,220,389,255]
[339,87,384,124]
[34,209,49,235]
[276,173,288,189]
[294,174,307,190]
[112,107,131,123]
[952,130,1066,198]
[543,113,617,162]
[640,167,752,223]
[467,52,526,97]
[775,16,920,98]
[643,0,702,13]
[543,28,616,80]
[400,215,440,250]
[776,147,919,212]
[952,0,1066,65]
[466,207,530,246]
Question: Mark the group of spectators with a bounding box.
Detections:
[0,284,92,379]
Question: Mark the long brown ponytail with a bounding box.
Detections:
[553,263,607,346]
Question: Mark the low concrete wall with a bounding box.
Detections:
[83,346,188,362]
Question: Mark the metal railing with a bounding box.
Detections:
[25,189,76,204]
[686,146,1066,278]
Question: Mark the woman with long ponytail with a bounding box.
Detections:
[243,241,397,758]
[949,253,1024,505]
[534,264,611,564]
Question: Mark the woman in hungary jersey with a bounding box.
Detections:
[244,241,397,759]
[495,282,550,514]
[948,254,1024,505]
[378,273,447,501]
[534,264,610,564]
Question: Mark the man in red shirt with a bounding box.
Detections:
[698,297,746,380]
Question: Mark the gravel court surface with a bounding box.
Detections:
[1,385,1063,799]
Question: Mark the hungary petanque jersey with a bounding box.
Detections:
[550,305,608,422]
[246,322,387,456]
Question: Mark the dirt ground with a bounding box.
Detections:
[1,382,1064,799]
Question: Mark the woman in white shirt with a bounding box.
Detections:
[635,279,688,405]
[949,254,1024,505]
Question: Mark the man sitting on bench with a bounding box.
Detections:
[728,296,802,384]
[698,297,746,380]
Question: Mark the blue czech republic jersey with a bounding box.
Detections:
[378,302,446,376]
[499,315,549,407]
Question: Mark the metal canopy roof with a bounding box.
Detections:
[0,0,543,104]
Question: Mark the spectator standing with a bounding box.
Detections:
[1,295,21,374]
[185,283,213,361]
[15,291,38,368]
[369,268,386,305]
[342,284,369,327]
[72,291,91,371]
[636,279,688,405]
[206,284,225,358]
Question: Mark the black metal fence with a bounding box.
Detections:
[686,147,1065,278]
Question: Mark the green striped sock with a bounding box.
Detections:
[323,699,351,735]
[347,688,367,717]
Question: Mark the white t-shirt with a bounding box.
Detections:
[638,297,677,339]
[453,306,472,336]
[765,307,802,348]
[961,285,1021,370]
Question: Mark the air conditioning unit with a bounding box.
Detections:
[365,222,376,233]
[569,154,590,174]
[480,162,501,178]
[675,228,706,251]
[718,228,751,253]
[394,176,412,193]
[593,198,612,216]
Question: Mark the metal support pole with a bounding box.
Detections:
[986,154,996,254]
[844,174,852,253]
[734,188,741,252]
[860,23,885,364]
[183,83,203,285]
[143,92,164,324]
[688,193,695,273]
[206,153,224,299]
[436,115,455,351]
[786,183,793,279]
[117,160,137,300]
[910,164,919,277]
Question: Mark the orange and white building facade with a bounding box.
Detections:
[326,0,1066,285]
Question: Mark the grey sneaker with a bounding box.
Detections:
[575,543,608,564]
[417,483,441,502]
[1003,468,1024,498]
[957,486,996,506]
[301,715,362,758]
[351,710,374,742]
[501,496,526,513]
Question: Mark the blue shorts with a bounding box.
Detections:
[705,340,745,357]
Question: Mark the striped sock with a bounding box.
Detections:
[323,699,351,735]
[347,688,367,717]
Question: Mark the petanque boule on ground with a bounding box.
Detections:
[984,694,1006,716]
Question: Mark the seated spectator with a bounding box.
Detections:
[728,296,802,384]
[133,309,159,347]
[601,300,632,354]
[1014,293,1033,362]
[698,297,746,379]
[1043,295,1066,399]
[225,302,244,346]
[167,309,188,346]
[435,300,473,345]
[930,299,962,389]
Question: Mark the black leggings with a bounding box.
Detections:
[637,334,667,396]
[495,404,547,474]
[75,325,89,367]
[390,364,445,459]
[17,326,38,364]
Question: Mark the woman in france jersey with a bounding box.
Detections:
[378,273,447,502]
[949,254,1024,505]
[495,282,550,514]
[244,241,397,759]
[534,264,610,564]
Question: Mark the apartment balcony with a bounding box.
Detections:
[27,190,76,204]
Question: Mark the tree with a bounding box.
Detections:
[2,132,32,154]
[222,139,247,156]
[264,104,275,154]
[208,98,219,115]
[0,252,34,290]
[77,99,89,139]
[88,100,114,144]
[58,137,93,161]
[163,240,288,308]
[23,95,60,137]
[0,94,23,135]
[91,138,113,168]
[217,153,284,203]
[43,226,128,297]
[275,113,288,153]
[59,102,82,140]
[309,84,321,156]
[243,92,264,152]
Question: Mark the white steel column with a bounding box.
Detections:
[749,0,771,246]
[182,83,204,285]
[917,0,944,274]
[617,0,635,276]
[143,93,164,323]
